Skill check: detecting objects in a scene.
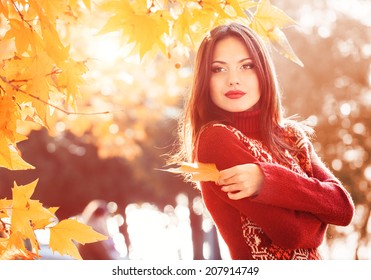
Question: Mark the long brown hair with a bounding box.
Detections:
[171,22,309,165]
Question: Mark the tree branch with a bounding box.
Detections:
[0,75,125,116]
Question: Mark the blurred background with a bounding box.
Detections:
[0,0,370,260]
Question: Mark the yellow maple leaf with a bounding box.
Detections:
[268,27,304,67]
[251,0,296,34]
[57,58,87,108]
[125,11,170,59]
[4,231,29,255]
[161,162,220,183]
[239,0,258,11]
[199,0,230,18]
[0,37,15,61]
[10,180,55,253]
[12,179,58,231]
[22,51,56,125]
[224,0,254,18]
[186,6,219,45]
[32,206,59,229]
[0,198,12,219]
[69,0,91,12]
[0,0,9,17]
[98,0,170,59]
[31,0,68,24]
[0,55,32,82]
[0,138,35,170]
[250,0,302,66]
[49,218,108,260]
[172,6,194,47]
[0,246,39,260]
[98,0,134,34]
[0,93,21,143]
[4,18,42,55]
[38,11,70,64]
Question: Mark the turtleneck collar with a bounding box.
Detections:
[231,108,262,140]
[210,99,263,141]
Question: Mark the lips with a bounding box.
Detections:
[225,90,246,99]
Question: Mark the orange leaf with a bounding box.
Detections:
[10,180,55,253]
[160,162,220,182]
[49,219,108,260]
[0,139,35,170]
[0,199,12,219]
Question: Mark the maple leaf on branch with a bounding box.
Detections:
[97,0,303,65]
[0,179,108,260]
[0,138,35,170]
[160,162,220,183]
[98,0,170,60]
[249,0,303,66]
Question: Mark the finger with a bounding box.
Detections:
[222,174,249,186]
[221,184,244,193]
[219,167,238,181]
[227,191,250,200]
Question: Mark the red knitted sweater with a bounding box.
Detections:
[196,109,354,260]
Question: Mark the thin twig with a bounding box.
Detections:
[0,75,125,116]
[11,0,33,29]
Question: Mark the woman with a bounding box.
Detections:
[171,23,354,260]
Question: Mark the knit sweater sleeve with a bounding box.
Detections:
[197,125,326,249]
[253,144,355,226]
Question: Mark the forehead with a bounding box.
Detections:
[212,36,251,60]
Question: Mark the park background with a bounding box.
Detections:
[0,0,370,260]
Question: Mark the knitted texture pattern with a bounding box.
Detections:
[196,109,354,260]
[214,123,320,260]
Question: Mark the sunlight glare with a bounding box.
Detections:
[125,201,193,260]
[364,165,371,181]
[85,31,136,65]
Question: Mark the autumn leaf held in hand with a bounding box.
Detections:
[161,162,220,183]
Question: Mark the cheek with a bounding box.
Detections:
[209,77,218,98]
[246,74,260,91]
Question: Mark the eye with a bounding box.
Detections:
[241,63,255,70]
[211,65,227,73]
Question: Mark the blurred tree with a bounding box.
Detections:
[272,0,371,259]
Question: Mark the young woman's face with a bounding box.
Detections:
[209,36,261,112]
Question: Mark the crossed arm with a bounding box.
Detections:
[197,125,354,248]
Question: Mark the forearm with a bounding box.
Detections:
[201,180,326,249]
[197,124,354,227]
[253,156,354,226]
[197,125,326,248]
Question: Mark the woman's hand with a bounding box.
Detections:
[217,164,264,200]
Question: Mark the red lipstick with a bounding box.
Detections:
[225,90,246,99]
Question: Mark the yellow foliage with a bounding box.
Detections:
[0,180,107,260]
[0,0,88,170]
[0,0,302,259]
[98,0,300,62]
[49,219,107,260]
[0,138,34,170]
[250,0,303,66]
[0,0,302,170]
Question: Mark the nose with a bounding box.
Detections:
[228,70,240,86]
[229,81,240,85]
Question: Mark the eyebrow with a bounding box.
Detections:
[211,58,253,64]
